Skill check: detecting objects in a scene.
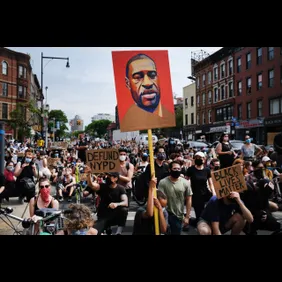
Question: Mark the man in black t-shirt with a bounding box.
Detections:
[86,169,128,235]
[76,136,88,163]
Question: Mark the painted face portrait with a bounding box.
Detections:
[125,54,160,113]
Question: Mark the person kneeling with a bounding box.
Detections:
[197,192,253,235]
[86,167,128,235]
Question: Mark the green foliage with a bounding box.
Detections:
[85,119,111,137]
[7,99,41,141]
[48,110,68,139]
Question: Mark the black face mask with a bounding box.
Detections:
[141,157,147,162]
[105,177,113,186]
[254,168,264,179]
[214,166,220,171]
[195,159,203,166]
[170,170,181,179]
[157,153,166,161]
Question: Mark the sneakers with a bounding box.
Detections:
[58,196,63,202]
[68,197,72,202]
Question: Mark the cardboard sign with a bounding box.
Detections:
[86,149,120,173]
[48,142,68,150]
[47,157,61,169]
[112,50,175,132]
[211,164,247,199]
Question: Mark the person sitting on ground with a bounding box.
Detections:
[56,203,98,235]
[57,167,76,202]
[132,177,168,235]
[197,192,253,235]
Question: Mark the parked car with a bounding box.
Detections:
[186,141,210,151]
[209,140,245,154]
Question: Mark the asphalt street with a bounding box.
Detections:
[1,185,282,235]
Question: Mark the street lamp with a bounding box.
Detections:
[187,76,196,81]
[40,52,70,141]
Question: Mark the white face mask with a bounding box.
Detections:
[119,155,126,162]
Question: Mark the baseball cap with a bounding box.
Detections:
[107,172,120,178]
[262,156,271,162]
[195,152,205,158]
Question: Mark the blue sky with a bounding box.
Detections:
[8,47,221,127]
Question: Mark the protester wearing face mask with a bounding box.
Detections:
[215,133,235,169]
[241,135,262,162]
[14,149,38,204]
[241,161,281,235]
[209,159,221,172]
[117,148,134,207]
[135,153,149,172]
[29,177,59,217]
[261,156,273,180]
[158,161,193,235]
[144,146,170,190]
[1,162,17,202]
[57,167,76,202]
[85,169,128,235]
[186,152,216,225]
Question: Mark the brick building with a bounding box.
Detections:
[192,47,282,145]
[234,47,282,145]
[0,47,34,139]
[193,47,237,143]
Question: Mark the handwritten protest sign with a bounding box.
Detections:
[86,149,120,173]
[47,157,61,169]
[48,142,68,150]
[211,164,247,199]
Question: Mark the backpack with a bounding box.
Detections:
[132,171,148,205]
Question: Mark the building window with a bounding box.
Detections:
[268,69,274,88]
[196,77,200,89]
[237,104,242,120]
[246,77,251,94]
[208,71,212,84]
[228,60,233,76]
[2,83,8,97]
[214,67,218,81]
[208,110,212,123]
[257,73,262,90]
[215,105,233,122]
[196,113,200,125]
[268,47,274,60]
[191,113,194,124]
[214,88,218,103]
[257,100,263,117]
[202,93,206,106]
[2,103,8,119]
[228,82,233,97]
[191,96,194,107]
[246,52,251,69]
[197,95,200,106]
[2,61,8,75]
[257,47,262,65]
[247,102,251,119]
[220,63,225,79]
[185,98,188,106]
[237,57,241,73]
[18,85,27,98]
[202,74,206,87]
[19,65,23,78]
[237,81,242,96]
[202,112,206,124]
[208,90,212,104]
[270,98,281,115]
[221,85,225,100]
[185,114,188,125]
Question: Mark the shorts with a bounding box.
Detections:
[197,217,228,234]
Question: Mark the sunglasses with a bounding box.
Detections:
[40,185,50,189]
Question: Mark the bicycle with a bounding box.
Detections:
[0,206,65,235]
